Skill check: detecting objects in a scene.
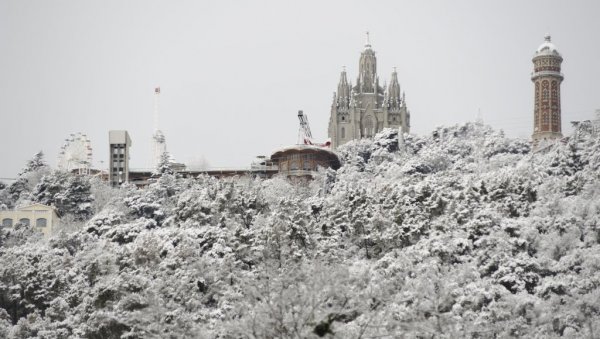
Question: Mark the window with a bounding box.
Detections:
[290,161,299,171]
[303,159,312,171]
[2,218,12,227]
[341,127,345,139]
[36,218,47,228]
[19,218,30,226]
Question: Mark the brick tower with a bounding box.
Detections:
[532,34,564,142]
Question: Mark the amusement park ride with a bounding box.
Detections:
[57,132,93,175]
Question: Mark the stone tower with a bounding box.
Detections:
[328,34,410,149]
[532,35,564,142]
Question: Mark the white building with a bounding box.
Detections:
[0,203,60,238]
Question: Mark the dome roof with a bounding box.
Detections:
[535,34,561,57]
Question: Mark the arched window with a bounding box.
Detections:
[341,127,345,139]
[19,218,30,226]
[2,218,12,227]
[36,218,47,228]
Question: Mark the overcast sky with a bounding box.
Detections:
[1,0,599,179]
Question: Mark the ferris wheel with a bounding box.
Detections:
[57,132,93,174]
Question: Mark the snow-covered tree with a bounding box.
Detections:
[4,151,50,207]
[1,123,600,337]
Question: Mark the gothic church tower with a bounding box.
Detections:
[328,34,410,149]
[532,35,564,142]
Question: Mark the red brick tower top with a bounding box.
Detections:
[532,34,564,142]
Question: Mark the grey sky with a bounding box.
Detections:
[1,0,599,179]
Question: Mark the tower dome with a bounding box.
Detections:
[535,34,561,56]
[531,34,564,143]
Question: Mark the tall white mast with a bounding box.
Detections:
[152,86,167,169]
[154,86,160,132]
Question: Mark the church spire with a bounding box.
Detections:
[386,67,401,109]
[336,66,350,109]
[357,32,377,93]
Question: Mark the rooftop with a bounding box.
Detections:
[535,34,561,57]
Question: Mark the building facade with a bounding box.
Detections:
[270,145,341,179]
[532,35,564,142]
[109,130,132,187]
[0,203,60,238]
[328,35,410,149]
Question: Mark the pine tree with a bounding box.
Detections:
[153,152,174,176]
[18,151,47,176]
[6,151,49,206]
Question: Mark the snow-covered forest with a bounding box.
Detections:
[1,122,600,338]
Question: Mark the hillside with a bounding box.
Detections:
[1,122,600,338]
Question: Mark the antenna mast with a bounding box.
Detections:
[151,86,167,169]
[154,87,160,131]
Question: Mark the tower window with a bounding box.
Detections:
[341,127,345,139]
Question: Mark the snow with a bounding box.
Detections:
[535,36,561,57]
[1,122,600,337]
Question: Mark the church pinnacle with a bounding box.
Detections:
[386,67,401,108]
[336,66,351,110]
[357,32,377,93]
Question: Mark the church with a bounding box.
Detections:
[328,34,411,149]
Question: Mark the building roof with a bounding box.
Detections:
[17,203,56,211]
[270,144,341,169]
[535,34,561,57]
[4,203,61,217]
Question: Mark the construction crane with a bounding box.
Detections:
[297,110,331,148]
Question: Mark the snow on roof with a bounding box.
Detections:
[270,144,338,157]
[15,203,60,216]
[535,35,561,57]
[270,144,341,169]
